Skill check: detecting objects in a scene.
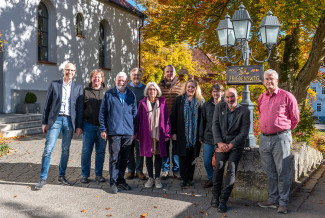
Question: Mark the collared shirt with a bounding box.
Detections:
[129,82,144,88]
[116,87,126,104]
[258,88,300,134]
[59,80,72,116]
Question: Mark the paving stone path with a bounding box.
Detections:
[0,134,324,217]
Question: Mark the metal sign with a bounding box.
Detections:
[226,65,264,85]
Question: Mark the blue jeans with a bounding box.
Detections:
[81,121,107,178]
[161,139,179,173]
[203,143,215,181]
[127,139,144,173]
[40,116,73,180]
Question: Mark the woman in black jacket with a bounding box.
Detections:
[171,79,204,187]
[199,83,224,188]
[80,69,108,183]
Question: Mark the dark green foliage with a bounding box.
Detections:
[0,143,9,156]
[25,92,37,103]
[292,103,315,144]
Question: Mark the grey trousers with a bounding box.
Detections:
[259,130,292,206]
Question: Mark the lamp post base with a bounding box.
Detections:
[240,85,257,147]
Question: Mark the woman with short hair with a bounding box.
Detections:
[80,69,108,183]
[136,82,171,188]
[199,83,225,188]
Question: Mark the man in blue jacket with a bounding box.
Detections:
[99,72,137,194]
[35,62,83,190]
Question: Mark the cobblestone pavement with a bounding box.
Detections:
[0,134,324,217]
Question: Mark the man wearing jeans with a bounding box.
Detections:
[99,72,137,194]
[35,62,83,190]
[258,69,300,214]
[126,68,146,180]
[158,65,184,180]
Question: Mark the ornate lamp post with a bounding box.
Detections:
[217,3,282,147]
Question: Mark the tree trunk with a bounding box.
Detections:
[278,25,300,93]
[293,14,325,103]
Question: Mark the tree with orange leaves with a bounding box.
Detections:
[135,0,325,103]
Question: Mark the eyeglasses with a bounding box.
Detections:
[148,88,157,91]
[65,69,75,72]
[264,78,276,81]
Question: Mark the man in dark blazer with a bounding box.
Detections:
[211,87,250,213]
[35,62,83,190]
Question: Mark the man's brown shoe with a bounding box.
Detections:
[277,206,288,214]
[125,172,135,180]
[136,172,147,180]
[258,201,278,208]
[203,180,213,188]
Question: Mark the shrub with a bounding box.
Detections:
[292,103,315,144]
[0,132,9,157]
[0,143,9,156]
[311,134,325,158]
[25,92,37,103]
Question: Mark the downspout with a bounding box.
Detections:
[138,17,144,68]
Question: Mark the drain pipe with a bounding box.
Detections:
[138,17,145,68]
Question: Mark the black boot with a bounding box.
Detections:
[211,196,219,208]
[218,201,227,213]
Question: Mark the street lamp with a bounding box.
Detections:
[217,2,282,147]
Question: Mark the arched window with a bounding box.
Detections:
[76,13,83,36]
[99,22,105,68]
[37,2,49,61]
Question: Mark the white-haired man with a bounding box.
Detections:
[99,72,137,194]
[258,69,300,214]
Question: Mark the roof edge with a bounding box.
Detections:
[103,0,147,19]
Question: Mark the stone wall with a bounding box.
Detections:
[232,145,323,201]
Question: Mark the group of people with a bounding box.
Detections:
[35,62,300,215]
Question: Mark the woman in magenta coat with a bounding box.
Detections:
[136,82,171,189]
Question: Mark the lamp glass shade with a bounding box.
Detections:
[228,29,235,46]
[233,20,251,41]
[260,26,279,44]
[218,29,228,47]
[218,28,235,47]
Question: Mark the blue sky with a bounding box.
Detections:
[128,0,137,7]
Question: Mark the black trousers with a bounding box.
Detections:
[145,155,162,179]
[179,147,196,183]
[108,135,133,186]
[212,147,244,203]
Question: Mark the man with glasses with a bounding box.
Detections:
[99,72,137,194]
[35,62,83,190]
[125,68,147,180]
[257,69,300,214]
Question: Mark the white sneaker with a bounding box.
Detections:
[155,177,163,189]
[145,177,154,188]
